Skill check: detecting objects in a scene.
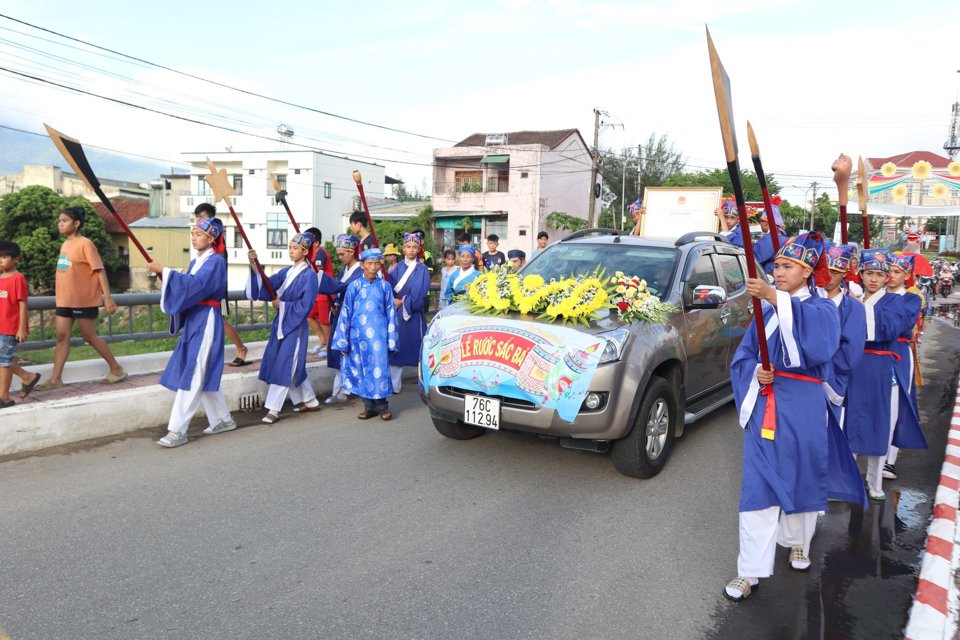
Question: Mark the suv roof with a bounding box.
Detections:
[558,228,736,252]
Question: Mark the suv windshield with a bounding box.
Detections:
[524,244,679,298]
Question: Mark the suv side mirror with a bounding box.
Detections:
[688,285,727,309]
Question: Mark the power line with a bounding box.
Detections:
[0,13,456,144]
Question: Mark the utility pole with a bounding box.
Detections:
[809,181,818,231]
[587,108,602,227]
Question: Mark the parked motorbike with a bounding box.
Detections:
[938,272,955,299]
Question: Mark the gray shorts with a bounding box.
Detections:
[0,334,17,367]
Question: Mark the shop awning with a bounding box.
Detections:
[432,210,502,229]
[480,154,510,164]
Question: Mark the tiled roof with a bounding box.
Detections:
[91,199,150,234]
[866,151,952,170]
[455,129,583,150]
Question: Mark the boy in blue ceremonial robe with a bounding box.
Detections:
[149,217,236,448]
[317,234,364,404]
[717,197,744,248]
[883,253,926,480]
[331,247,398,420]
[388,231,431,392]
[752,199,789,275]
[246,231,320,425]
[724,232,864,602]
[444,245,480,304]
[845,251,926,500]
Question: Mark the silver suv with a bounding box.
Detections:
[419,230,756,478]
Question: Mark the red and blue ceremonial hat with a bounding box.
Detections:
[860,249,890,273]
[825,243,856,273]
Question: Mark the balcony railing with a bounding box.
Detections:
[434,181,510,195]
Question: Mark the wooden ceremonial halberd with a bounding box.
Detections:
[746,122,781,255]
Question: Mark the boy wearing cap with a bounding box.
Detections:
[531,231,549,260]
[331,247,398,420]
[149,218,236,447]
[388,232,430,392]
[383,244,401,274]
[845,251,926,500]
[817,243,866,434]
[753,198,789,275]
[882,254,926,480]
[507,250,526,270]
[445,245,480,303]
[246,231,320,425]
[724,232,863,602]
[317,234,365,404]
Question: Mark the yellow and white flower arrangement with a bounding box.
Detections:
[463,266,676,326]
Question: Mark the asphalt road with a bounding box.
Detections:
[1,315,958,640]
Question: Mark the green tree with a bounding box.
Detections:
[663,168,774,202]
[546,211,588,232]
[599,133,685,229]
[0,186,118,293]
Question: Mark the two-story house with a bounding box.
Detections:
[432,129,593,253]
[180,150,385,289]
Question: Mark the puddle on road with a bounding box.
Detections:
[896,489,927,529]
[934,302,960,326]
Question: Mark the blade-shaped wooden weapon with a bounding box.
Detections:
[44,124,157,275]
[831,154,851,244]
[746,122,781,255]
[352,170,388,278]
[856,156,871,249]
[205,158,276,299]
[268,172,300,234]
[707,27,777,440]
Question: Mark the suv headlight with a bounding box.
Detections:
[598,327,630,364]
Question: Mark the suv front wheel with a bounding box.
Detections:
[611,376,676,478]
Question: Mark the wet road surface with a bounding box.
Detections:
[0,315,957,639]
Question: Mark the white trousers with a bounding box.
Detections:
[167,309,232,434]
[265,336,318,412]
[867,386,899,493]
[331,372,350,398]
[737,507,819,579]
[390,365,403,393]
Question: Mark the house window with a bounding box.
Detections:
[234,227,243,249]
[267,212,287,248]
[197,177,210,195]
[294,169,301,175]
[271,174,287,203]
[324,182,332,199]
[485,216,508,240]
[521,172,529,178]
[455,171,483,193]
[233,175,243,196]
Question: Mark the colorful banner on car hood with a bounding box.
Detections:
[421,315,605,422]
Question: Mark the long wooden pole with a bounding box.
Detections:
[205,158,276,299]
[857,156,871,249]
[707,28,771,373]
[44,124,157,275]
[352,170,388,278]
[269,172,300,234]
[746,122,781,254]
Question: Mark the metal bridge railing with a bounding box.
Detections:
[20,290,274,352]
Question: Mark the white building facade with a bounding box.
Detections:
[180,150,384,289]
[431,129,592,254]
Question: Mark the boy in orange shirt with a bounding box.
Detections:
[0,240,40,406]
[42,206,125,388]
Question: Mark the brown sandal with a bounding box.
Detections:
[379,411,392,421]
[357,411,375,420]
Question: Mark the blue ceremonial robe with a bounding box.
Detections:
[247,262,318,387]
[754,231,790,274]
[444,267,479,303]
[159,250,226,392]
[845,291,926,454]
[819,291,866,410]
[725,225,744,249]
[318,263,363,371]
[331,276,398,399]
[890,290,926,449]
[731,289,864,513]
[388,260,430,367]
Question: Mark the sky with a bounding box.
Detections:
[0,0,958,208]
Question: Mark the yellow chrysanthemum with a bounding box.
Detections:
[523,274,544,290]
[892,184,908,200]
[881,162,897,178]
[949,161,960,177]
[933,183,949,199]
[912,160,932,180]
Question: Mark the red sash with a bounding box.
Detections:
[864,349,901,361]
[197,299,221,308]
[760,371,823,441]
[896,337,910,343]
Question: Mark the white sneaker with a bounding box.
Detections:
[324,393,349,405]
[311,345,322,355]
[203,418,238,435]
[157,431,188,448]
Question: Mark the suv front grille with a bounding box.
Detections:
[438,386,538,411]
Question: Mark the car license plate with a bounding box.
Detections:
[463,394,500,430]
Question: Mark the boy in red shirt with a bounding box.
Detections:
[0,240,40,406]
